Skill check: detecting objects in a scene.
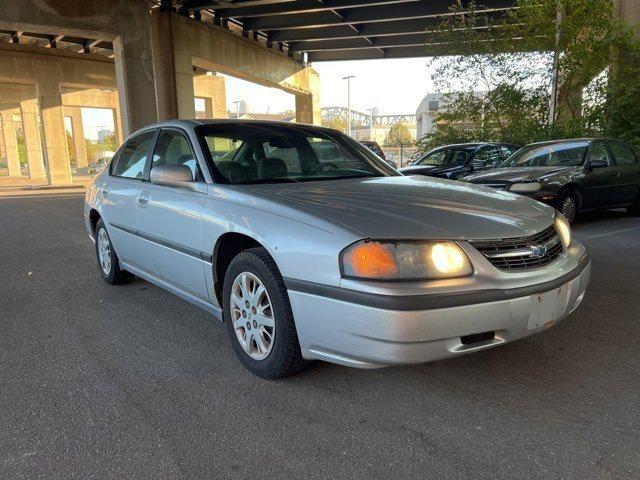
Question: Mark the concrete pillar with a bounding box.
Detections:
[193,74,227,118]
[65,106,88,169]
[612,0,640,82]
[615,0,640,38]
[37,72,72,185]
[112,23,159,136]
[151,10,195,121]
[295,67,321,125]
[0,109,21,177]
[19,99,46,180]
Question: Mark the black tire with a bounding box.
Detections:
[557,190,580,224]
[223,248,308,379]
[94,219,132,285]
[627,196,640,216]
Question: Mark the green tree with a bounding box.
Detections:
[417,0,640,153]
[322,116,348,132]
[385,123,413,146]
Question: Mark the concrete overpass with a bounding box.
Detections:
[0,0,637,185]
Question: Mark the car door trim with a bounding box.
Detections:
[284,253,590,311]
[109,221,213,263]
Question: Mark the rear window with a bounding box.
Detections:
[608,141,638,165]
[112,131,155,179]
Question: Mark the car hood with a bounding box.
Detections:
[464,166,574,183]
[240,176,554,240]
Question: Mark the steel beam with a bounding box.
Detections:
[268,10,509,42]
[241,0,516,31]
[211,0,418,18]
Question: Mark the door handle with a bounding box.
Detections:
[102,186,110,198]
[138,192,150,206]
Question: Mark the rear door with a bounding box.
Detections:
[583,141,618,209]
[607,140,640,205]
[136,128,210,300]
[102,129,156,266]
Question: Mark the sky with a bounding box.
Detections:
[223,58,437,115]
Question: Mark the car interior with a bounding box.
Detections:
[202,129,382,184]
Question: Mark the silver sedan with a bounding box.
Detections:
[84,120,591,379]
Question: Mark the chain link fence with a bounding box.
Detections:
[379,144,419,168]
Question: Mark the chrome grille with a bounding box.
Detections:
[471,225,563,271]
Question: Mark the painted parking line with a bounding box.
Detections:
[579,225,640,241]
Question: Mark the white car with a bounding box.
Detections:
[84,120,591,379]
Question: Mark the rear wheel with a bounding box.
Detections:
[558,191,579,224]
[628,194,640,216]
[94,219,132,285]
[223,248,307,379]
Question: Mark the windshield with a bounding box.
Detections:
[197,124,395,184]
[501,142,589,167]
[414,146,475,167]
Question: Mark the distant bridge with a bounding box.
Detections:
[321,107,416,126]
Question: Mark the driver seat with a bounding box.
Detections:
[258,157,288,179]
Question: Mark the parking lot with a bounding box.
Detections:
[1,193,639,479]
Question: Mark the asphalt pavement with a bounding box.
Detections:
[1,194,639,479]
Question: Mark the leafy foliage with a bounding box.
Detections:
[321,116,348,133]
[385,123,413,146]
[417,0,640,154]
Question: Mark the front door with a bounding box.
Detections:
[136,128,210,301]
[583,141,619,210]
[102,130,156,266]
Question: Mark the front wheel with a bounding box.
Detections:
[558,191,579,224]
[223,248,308,379]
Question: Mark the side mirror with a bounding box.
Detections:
[587,159,608,170]
[150,164,200,191]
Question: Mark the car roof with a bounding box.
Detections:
[133,118,341,136]
[521,138,631,148]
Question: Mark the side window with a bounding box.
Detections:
[500,146,519,158]
[608,141,638,165]
[474,146,501,167]
[588,142,612,166]
[417,150,447,166]
[112,131,155,179]
[152,129,201,180]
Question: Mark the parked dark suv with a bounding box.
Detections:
[463,138,640,223]
[400,143,520,180]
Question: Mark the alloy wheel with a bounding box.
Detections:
[561,196,576,223]
[230,272,275,361]
[97,228,112,275]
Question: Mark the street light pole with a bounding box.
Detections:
[342,75,355,136]
[233,100,241,119]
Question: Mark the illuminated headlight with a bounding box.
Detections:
[341,240,473,280]
[509,182,541,193]
[554,213,572,249]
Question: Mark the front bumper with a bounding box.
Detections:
[286,248,591,368]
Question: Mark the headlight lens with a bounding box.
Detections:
[341,240,473,280]
[509,182,541,193]
[554,213,571,249]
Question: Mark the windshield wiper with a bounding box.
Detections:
[238,177,300,185]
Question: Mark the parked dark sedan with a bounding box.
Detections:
[463,138,640,223]
[400,143,520,180]
[359,140,397,168]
